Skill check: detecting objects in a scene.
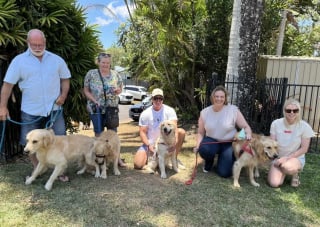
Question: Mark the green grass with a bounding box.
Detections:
[0,122,319,227]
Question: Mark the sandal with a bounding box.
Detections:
[58,175,70,182]
[291,174,300,187]
[118,158,127,167]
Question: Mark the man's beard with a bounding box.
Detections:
[28,44,45,57]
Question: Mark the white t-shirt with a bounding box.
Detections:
[200,104,238,140]
[270,118,315,158]
[139,104,177,145]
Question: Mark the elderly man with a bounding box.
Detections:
[0,29,71,181]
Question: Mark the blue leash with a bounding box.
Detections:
[0,103,63,156]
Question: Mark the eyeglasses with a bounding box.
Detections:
[29,43,45,49]
[98,53,111,58]
[153,96,163,101]
[285,109,299,113]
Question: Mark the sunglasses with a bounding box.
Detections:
[285,109,299,113]
[153,97,163,101]
[98,53,111,58]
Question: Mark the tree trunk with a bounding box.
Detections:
[226,0,264,119]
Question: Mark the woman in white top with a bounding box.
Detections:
[194,86,252,177]
[268,98,314,187]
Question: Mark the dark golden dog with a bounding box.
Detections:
[87,130,121,179]
[232,134,278,187]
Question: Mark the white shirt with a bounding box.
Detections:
[270,118,315,158]
[4,49,71,116]
[139,104,177,145]
[200,104,238,140]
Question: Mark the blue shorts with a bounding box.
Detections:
[20,110,66,145]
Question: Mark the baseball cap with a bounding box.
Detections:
[151,88,164,97]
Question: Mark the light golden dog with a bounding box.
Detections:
[144,120,179,179]
[24,129,99,191]
[84,130,121,179]
[232,134,278,187]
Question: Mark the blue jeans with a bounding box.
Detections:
[90,111,117,134]
[198,136,235,178]
[20,111,66,145]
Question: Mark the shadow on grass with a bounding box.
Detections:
[0,121,319,226]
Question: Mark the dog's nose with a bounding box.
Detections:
[273,154,278,159]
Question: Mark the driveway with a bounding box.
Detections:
[119,103,133,123]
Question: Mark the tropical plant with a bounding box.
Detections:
[0,0,102,133]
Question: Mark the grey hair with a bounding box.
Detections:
[27,29,46,41]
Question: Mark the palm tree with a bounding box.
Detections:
[226,0,264,118]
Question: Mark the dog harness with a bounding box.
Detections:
[239,141,254,157]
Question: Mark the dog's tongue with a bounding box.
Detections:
[164,128,171,135]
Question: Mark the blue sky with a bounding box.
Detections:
[76,0,133,48]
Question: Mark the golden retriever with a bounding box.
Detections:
[24,129,98,191]
[85,130,121,179]
[144,120,179,179]
[232,134,278,187]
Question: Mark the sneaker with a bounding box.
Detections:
[291,174,300,187]
[177,159,186,170]
[202,167,209,173]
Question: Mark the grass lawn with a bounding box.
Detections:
[0,121,319,227]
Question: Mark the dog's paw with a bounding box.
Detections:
[44,183,53,191]
[233,182,241,188]
[114,170,121,176]
[173,168,179,173]
[76,170,85,175]
[252,182,260,187]
[95,172,101,178]
[100,173,107,179]
[25,176,33,185]
[160,173,167,179]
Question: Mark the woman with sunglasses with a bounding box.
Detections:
[268,98,314,187]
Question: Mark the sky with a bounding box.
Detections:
[76,0,133,48]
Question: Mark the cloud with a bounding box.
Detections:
[94,17,113,26]
[85,1,135,27]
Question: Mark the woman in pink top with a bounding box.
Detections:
[268,99,314,187]
[194,86,252,177]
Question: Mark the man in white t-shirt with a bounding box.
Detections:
[133,88,186,170]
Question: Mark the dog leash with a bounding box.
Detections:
[184,140,235,185]
[0,101,62,156]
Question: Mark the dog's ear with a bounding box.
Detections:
[43,130,54,148]
[252,139,264,158]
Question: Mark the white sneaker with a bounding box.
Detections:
[202,167,209,173]
[177,159,186,170]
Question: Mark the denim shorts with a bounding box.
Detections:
[20,111,66,145]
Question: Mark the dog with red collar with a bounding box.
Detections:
[232,130,278,187]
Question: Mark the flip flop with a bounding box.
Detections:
[58,175,70,182]
[118,159,127,167]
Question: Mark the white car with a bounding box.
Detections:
[123,85,149,100]
[118,92,134,104]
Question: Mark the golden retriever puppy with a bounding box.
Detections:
[24,129,98,191]
[144,120,179,179]
[88,130,121,179]
[232,134,278,187]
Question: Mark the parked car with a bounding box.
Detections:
[118,92,134,104]
[129,96,152,121]
[123,85,149,100]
